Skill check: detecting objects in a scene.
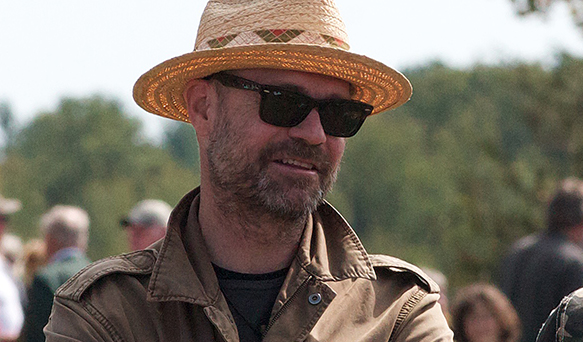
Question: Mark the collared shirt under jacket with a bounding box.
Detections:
[45,188,453,342]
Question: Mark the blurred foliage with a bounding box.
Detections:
[331,55,583,288]
[0,96,198,260]
[510,0,583,29]
[163,122,200,170]
[0,102,16,144]
[2,56,583,289]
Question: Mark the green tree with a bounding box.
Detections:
[510,0,583,29]
[0,101,17,155]
[0,96,197,259]
[163,121,200,170]
[331,56,583,289]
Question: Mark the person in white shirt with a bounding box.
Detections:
[0,194,24,342]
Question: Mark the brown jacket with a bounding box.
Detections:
[45,188,453,342]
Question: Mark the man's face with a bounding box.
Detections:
[205,69,348,220]
[126,224,166,251]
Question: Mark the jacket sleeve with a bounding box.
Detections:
[390,290,453,342]
[44,296,112,342]
[369,255,453,342]
[44,251,158,342]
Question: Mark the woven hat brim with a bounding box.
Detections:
[133,44,412,123]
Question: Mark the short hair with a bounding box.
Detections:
[451,283,521,342]
[40,205,89,249]
[547,178,583,233]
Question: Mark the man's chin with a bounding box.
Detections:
[256,185,324,220]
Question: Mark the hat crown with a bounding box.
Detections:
[133,0,412,122]
[195,0,349,51]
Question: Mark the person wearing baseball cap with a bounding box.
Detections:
[46,1,452,341]
[120,199,172,251]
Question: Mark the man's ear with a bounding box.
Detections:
[183,79,215,138]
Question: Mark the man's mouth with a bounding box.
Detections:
[277,158,316,171]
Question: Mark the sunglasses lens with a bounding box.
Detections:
[319,101,372,137]
[260,91,312,127]
[255,82,372,137]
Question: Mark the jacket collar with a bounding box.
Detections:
[296,203,376,281]
[148,187,375,304]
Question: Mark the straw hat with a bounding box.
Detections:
[133,0,412,123]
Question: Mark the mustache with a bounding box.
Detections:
[259,139,332,172]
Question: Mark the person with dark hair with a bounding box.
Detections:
[43,0,453,341]
[451,284,521,342]
[500,178,583,342]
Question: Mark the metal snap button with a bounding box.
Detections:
[308,292,322,305]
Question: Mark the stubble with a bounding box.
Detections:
[206,102,340,226]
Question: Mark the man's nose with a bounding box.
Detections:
[288,109,327,145]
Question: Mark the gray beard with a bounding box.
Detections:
[206,111,338,223]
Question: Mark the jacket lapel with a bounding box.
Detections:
[147,188,238,341]
[147,189,377,342]
[264,202,376,341]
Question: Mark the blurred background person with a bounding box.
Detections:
[17,239,46,290]
[0,233,26,305]
[120,199,171,251]
[0,194,23,342]
[0,233,23,275]
[423,267,451,322]
[451,283,521,342]
[16,238,47,317]
[21,205,90,342]
[536,287,583,342]
[500,177,583,342]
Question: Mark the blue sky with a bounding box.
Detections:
[1,0,582,140]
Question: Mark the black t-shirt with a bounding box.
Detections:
[213,264,288,342]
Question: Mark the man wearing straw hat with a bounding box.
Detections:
[46,1,453,341]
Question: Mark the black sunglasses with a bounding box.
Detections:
[206,72,373,137]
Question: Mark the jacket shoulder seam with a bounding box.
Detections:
[56,250,157,301]
[369,254,439,293]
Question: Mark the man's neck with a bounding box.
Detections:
[197,187,307,274]
[565,224,583,248]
